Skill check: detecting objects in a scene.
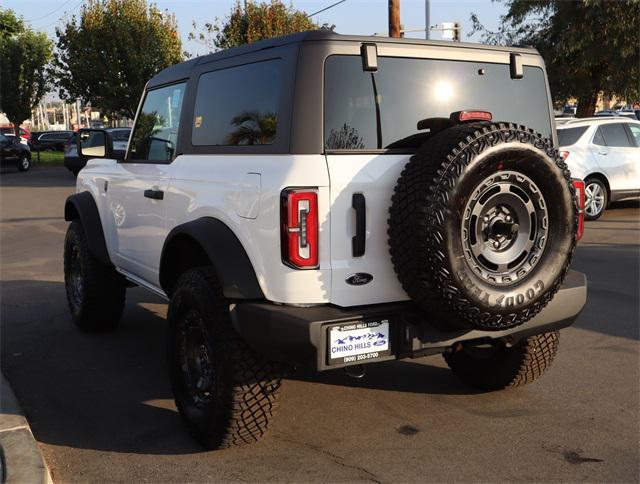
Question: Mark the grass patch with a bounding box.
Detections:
[33,150,65,165]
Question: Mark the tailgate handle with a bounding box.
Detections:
[352,193,366,257]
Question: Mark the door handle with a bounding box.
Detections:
[352,193,366,257]
[598,150,608,155]
[144,189,164,200]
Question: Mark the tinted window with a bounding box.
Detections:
[111,130,131,142]
[192,60,282,146]
[129,83,185,161]
[628,124,640,146]
[557,126,588,146]
[324,56,552,150]
[592,128,606,146]
[599,123,631,147]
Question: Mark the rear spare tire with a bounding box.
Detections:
[388,123,577,331]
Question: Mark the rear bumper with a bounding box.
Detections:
[232,270,587,372]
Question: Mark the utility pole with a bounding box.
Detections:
[425,0,430,39]
[389,0,401,38]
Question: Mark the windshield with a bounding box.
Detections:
[324,55,552,151]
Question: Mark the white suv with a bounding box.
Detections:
[557,117,640,219]
[63,31,587,449]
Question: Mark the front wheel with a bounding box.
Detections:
[17,153,30,172]
[584,178,608,220]
[63,221,126,331]
[443,331,559,391]
[168,267,282,449]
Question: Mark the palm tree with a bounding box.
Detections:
[226,111,277,145]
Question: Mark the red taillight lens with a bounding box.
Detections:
[281,189,318,269]
[451,110,493,123]
[560,150,570,160]
[572,179,585,240]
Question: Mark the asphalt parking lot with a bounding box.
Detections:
[1,166,638,483]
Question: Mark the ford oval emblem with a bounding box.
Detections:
[346,273,373,286]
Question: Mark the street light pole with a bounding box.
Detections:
[389,0,401,38]
[425,0,430,39]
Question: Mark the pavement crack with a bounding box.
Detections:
[277,436,383,483]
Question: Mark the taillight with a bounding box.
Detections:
[572,179,585,240]
[560,150,570,160]
[281,188,319,269]
[450,110,493,123]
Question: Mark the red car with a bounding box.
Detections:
[0,125,31,141]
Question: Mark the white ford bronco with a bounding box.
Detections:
[63,31,587,449]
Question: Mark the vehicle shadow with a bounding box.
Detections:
[0,165,75,188]
[0,279,475,456]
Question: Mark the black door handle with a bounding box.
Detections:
[352,193,366,257]
[144,189,164,200]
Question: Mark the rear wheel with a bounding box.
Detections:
[584,177,607,220]
[168,267,282,449]
[63,221,126,331]
[444,331,560,390]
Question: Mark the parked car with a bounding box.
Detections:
[63,30,587,450]
[0,133,31,171]
[0,125,30,142]
[64,127,130,176]
[29,130,73,152]
[558,117,640,219]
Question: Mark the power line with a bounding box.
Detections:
[32,0,85,31]
[308,0,347,18]
[26,0,76,23]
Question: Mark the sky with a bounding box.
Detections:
[5,0,507,56]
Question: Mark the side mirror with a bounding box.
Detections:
[77,129,114,159]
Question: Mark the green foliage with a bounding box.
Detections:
[52,0,183,119]
[189,0,318,53]
[0,9,52,137]
[470,0,640,116]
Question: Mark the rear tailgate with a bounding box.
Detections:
[326,154,410,306]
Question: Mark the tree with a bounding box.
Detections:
[52,0,183,119]
[470,0,640,117]
[0,9,52,137]
[189,0,318,53]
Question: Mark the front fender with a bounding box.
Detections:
[64,191,111,266]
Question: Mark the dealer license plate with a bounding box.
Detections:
[328,320,391,365]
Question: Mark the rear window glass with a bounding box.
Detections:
[557,126,588,146]
[192,60,282,146]
[324,56,552,150]
[598,123,631,147]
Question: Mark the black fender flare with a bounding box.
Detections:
[64,191,112,266]
[159,217,264,300]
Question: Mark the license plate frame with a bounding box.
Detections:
[327,319,392,366]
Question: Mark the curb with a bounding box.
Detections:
[0,375,52,484]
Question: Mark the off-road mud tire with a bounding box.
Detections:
[167,267,282,449]
[444,331,560,390]
[388,123,577,331]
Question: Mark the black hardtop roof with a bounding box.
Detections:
[148,29,539,88]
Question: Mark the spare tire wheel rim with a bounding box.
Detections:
[461,170,548,285]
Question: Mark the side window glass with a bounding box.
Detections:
[599,123,631,147]
[627,125,640,147]
[192,60,282,146]
[592,128,606,146]
[129,83,186,162]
